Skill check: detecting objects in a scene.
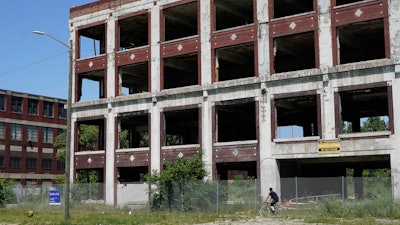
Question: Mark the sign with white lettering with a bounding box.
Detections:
[49,189,61,205]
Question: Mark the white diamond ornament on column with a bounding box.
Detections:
[130,155,135,161]
[87,157,92,164]
[178,152,184,158]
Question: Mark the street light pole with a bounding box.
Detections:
[33,30,72,220]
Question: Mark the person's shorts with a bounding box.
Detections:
[271,200,278,206]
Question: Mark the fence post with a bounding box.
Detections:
[295,177,298,211]
[254,179,257,212]
[216,181,219,214]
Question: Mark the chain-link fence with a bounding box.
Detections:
[2,177,392,214]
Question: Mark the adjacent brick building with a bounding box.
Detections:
[0,89,67,185]
[68,0,400,205]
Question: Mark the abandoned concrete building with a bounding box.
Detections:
[69,0,400,205]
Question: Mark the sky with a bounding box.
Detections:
[0,1,95,100]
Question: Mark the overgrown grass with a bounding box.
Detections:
[2,197,400,225]
[286,196,400,225]
[0,205,237,225]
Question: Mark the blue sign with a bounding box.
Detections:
[49,190,61,205]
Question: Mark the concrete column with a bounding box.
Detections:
[388,0,400,64]
[318,0,336,140]
[106,17,116,98]
[200,0,213,179]
[150,4,161,173]
[390,55,400,199]
[257,0,279,198]
[105,16,116,205]
[257,0,270,77]
[105,108,115,205]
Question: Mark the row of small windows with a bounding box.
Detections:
[0,156,63,170]
[0,94,67,119]
[0,122,59,143]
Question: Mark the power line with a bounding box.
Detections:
[0,51,67,77]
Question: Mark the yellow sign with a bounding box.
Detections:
[318,140,340,154]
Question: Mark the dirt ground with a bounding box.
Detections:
[197,217,400,225]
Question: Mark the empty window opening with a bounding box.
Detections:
[214,0,253,31]
[273,0,314,19]
[118,14,148,51]
[216,101,256,142]
[77,120,104,152]
[119,114,149,149]
[79,24,106,59]
[339,86,389,134]
[118,166,148,183]
[78,70,105,102]
[216,161,257,180]
[274,32,316,73]
[215,43,255,82]
[335,0,364,6]
[163,108,199,146]
[119,62,149,95]
[337,19,385,65]
[163,53,198,89]
[163,1,198,41]
[275,94,318,139]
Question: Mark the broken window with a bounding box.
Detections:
[163,1,198,41]
[78,24,106,59]
[118,166,148,182]
[118,13,148,51]
[274,31,316,73]
[272,0,314,19]
[163,108,199,146]
[215,43,255,82]
[119,62,149,95]
[275,94,318,139]
[216,100,256,142]
[339,86,390,134]
[119,113,149,149]
[214,0,253,31]
[77,70,105,102]
[337,19,385,65]
[77,120,104,152]
[163,53,198,89]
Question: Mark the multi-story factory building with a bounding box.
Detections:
[69,0,400,205]
[0,89,67,185]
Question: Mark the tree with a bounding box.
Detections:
[0,178,15,206]
[361,117,388,132]
[53,125,99,184]
[144,151,207,210]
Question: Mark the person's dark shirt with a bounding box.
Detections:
[269,191,279,201]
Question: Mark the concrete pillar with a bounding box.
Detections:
[318,0,336,140]
[388,0,400,64]
[105,16,116,205]
[257,0,279,199]
[150,4,161,174]
[200,0,213,179]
